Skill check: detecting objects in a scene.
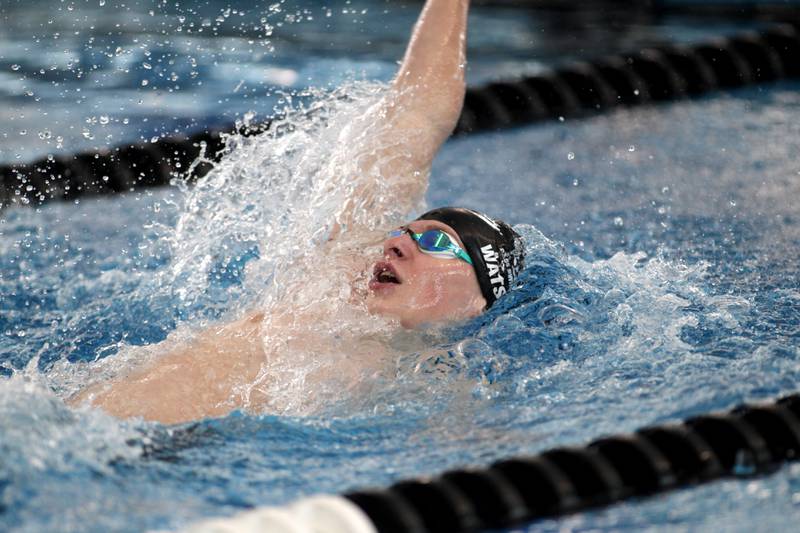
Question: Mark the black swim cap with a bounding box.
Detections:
[416,207,524,308]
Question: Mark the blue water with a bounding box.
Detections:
[2,1,800,532]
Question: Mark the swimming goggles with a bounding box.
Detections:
[388,227,473,265]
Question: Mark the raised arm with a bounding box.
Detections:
[334,0,470,229]
[391,0,470,142]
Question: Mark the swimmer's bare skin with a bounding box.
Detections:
[73,314,268,424]
[70,0,472,424]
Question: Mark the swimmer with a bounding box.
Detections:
[69,0,524,424]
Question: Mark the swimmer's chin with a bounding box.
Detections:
[364,296,482,330]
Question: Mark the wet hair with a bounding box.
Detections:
[416,207,524,308]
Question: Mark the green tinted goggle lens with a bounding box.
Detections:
[387,228,473,265]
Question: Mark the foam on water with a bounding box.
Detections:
[0,373,147,530]
[153,82,388,314]
[0,373,141,473]
[405,225,752,410]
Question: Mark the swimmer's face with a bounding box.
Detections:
[366,220,486,329]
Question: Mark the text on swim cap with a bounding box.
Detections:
[480,244,507,299]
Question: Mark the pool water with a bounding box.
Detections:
[2,1,800,532]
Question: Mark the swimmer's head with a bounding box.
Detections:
[366,207,524,329]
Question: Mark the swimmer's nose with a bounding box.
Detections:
[384,231,415,260]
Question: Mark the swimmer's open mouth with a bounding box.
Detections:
[372,262,401,284]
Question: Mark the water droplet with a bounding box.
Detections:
[141,80,149,86]
[19,130,27,136]
[11,64,20,71]
[99,0,106,5]
[122,118,129,125]
[102,175,109,182]
[99,115,109,125]
[81,129,94,140]
[628,145,635,152]
[567,151,575,160]
[613,216,624,227]
[143,62,152,69]
[732,449,756,476]
[150,136,159,143]
[729,200,737,207]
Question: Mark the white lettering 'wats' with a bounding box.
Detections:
[481,244,506,298]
